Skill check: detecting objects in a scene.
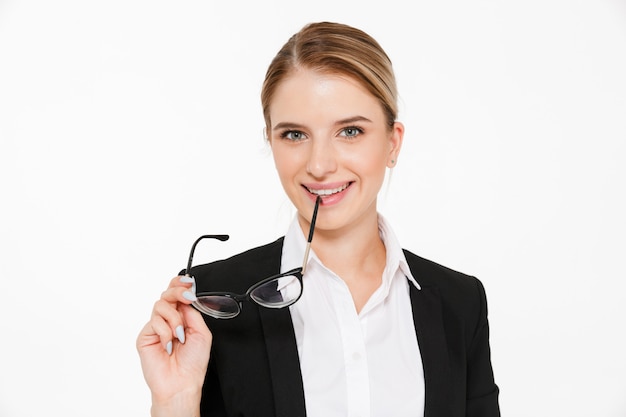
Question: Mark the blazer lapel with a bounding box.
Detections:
[258,307,306,417]
[409,282,453,417]
[257,238,307,417]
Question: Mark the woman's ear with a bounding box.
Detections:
[387,121,404,167]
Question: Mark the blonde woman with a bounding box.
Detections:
[137,21,500,417]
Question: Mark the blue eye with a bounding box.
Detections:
[340,126,363,138]
[280,130,306,141]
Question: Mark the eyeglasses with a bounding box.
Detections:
[185,196,321,319]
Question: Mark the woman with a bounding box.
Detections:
[137,21,500,417]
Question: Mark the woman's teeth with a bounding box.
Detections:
[307,183,350,196]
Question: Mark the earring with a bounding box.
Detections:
[391,159,395,164]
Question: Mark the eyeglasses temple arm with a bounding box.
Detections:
[186,234,229,276]
[301,196,321,274]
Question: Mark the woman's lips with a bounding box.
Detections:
[302,182,353,203]
[304,182,351,196]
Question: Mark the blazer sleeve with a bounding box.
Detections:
[465,277,500,417]
[404,249,500,417]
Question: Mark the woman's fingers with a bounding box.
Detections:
[137,314,174,354]
[170,275,196,289]
[160,276,197,305]
[138,276,199,355]
[151,300,186,347]
[137,275,211,409]
[181,303,211,340]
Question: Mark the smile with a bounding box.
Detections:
[305,182,351,196]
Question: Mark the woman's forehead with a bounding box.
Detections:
[269,69,383,124]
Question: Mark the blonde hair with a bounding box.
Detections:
[261,22,398,133]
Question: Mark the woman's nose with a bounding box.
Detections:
[306,138,337,178]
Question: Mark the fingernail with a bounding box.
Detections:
[180,276,197,294]
[166,340,172,356]
[183,291,197,301]
[176,325,185,344]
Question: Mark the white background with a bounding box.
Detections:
[1,1,625,416]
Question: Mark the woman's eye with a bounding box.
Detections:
[339,126,363,138]
[281,130,306,141]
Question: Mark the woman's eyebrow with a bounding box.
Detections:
[272,116,373,132]
[335,115,372,125]
[272,122,305,131]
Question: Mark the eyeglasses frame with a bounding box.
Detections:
[185,196,321,318]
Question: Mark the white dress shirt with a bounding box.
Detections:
[282,214,425,417]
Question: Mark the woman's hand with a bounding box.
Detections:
[137,276,212,417]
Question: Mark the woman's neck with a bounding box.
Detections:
[301,208,387,312]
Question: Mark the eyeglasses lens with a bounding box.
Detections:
[193,296,240,319]
[249,275,302,308]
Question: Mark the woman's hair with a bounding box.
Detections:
[261,21,398,133]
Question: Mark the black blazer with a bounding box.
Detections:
[191,238,500,417]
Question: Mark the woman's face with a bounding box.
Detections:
[268,68,403,233]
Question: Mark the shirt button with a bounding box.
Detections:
[352,352,361,361]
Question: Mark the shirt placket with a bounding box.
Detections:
[330,278,371,417]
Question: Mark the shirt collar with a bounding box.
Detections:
[377,213,421,290]
[281,214,421,290]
